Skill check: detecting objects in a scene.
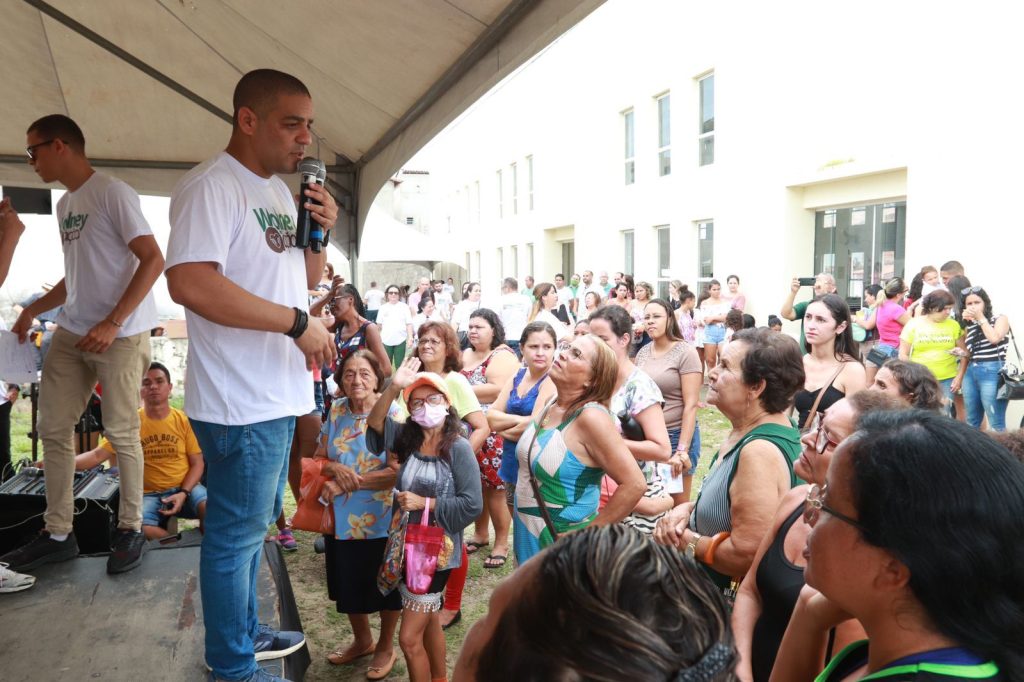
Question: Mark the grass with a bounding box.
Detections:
[7,399,731,681]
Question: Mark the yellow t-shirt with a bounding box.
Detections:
[100,407,201,493]
[900,317,964,381]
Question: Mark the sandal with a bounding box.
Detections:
[327,641,374,666]
[366,649,397,680]
[465,540,489,555]
[483,554,508,569]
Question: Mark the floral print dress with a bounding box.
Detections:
[461,347,517,490]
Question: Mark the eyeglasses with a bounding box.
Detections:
[408,393,446,411]
[805,412,841,455]
[804,484,866,532]
[386,291,399,296]
[557,342,585,361]
[960,286,983,296]
[26,139,57,160]
[417,337,443,347]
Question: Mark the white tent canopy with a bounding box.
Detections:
[0,0,602,268]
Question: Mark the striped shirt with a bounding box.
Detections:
[964,315,1008,363]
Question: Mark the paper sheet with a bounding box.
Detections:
[0,331,40,384]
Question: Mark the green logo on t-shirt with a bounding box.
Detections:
[59,212,88,243]
[252,208,296,253]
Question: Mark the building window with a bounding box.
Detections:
[497,247,504,280]
[623,109,635,185]
[814,202,907,307]
[656,225,671,299]
[657,93,671,176]
[697,221,714,284]
[511,162,518,215]
[465,252,471,278]
[405,216,414,225]
[474,180,481,223]
[475,251,481,281]
[511,245,519,278]
[526,155,534,210]
[562,241,575,279]
[496,169,503,218]
[698,73,714,166]
[623,230,635,275]
[527,243,535,281]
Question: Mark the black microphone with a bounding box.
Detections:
[295,157,327,252]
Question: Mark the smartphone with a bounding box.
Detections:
[798,277,817,287]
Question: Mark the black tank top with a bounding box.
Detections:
[794,384,845,429]
[751,505,806,682]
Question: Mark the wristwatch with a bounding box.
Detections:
[685,532,703,561]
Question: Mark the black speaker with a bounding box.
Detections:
[0,467,120,555]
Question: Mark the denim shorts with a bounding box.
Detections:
[704,324,726,345]
[658,425,702,494]
[142,483,208,528]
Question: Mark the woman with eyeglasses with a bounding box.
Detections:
[730,392,901,682]
[772,410,1024,681]
[654,329,804,600]
[958,286,1011,431]
[588,305,672,535]
[513,334,646,565]
[376,284,413,370]
[899,289,966,405]
[366,364,484,682]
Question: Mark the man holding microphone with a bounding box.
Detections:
[165,69,337,682]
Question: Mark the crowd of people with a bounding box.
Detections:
[0,68,1021,682]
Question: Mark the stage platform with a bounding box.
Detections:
[0,530,310,681]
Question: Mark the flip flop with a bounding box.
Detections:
[327,642,375,666]
[366,649,398,680]
[465,540,489,555]
[483,554,508,569]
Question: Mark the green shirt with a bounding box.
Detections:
[793,300,810,353]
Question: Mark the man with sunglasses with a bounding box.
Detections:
[0,115,163,577]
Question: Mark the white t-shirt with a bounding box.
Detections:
[533,309,573,341]
[54,172,158,337]
[165,152,312,425]
[575,283,603,305]
[451,299,481,333]
[433,290,453,319]
[376,301,412,345]
[555,285,574,309]
[499,292,531,342]
[364,288,385,311]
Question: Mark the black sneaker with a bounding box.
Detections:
[106,529,146,574]
[0,530,79,572]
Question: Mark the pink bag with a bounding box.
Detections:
[403,497,445,595]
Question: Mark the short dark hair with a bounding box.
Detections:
[920,289,955,314]
[843,410,1024,679]
[880,359,944,411]
[148,361,171,384]
[27,114,86,154]
[742,313,756,329]
[939,260,964,275]
[555,273,565,280]
[725,309,744,331]
[469,308,506,349]
[588,304,632,338]
[503,277,518,291]
[733,328,805,414]
[520,321,557,347]
[232,69,311,127]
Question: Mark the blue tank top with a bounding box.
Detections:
[498,368,548,484]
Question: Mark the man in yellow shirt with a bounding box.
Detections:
[72,362,206,539]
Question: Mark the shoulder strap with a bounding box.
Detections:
[803,363,846,430]
[525,397,560,542]
[1006,326,1022,366]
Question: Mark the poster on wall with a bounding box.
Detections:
[851,209,866,226]
[850,252,865,280]
[881,251,895,279]
[822,253,835,275]
[849,280,864,298]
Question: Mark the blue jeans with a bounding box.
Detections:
[962,361,1008,431]
[658,425,702,494]
[191,416,295,681]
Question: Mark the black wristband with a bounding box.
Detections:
[181,488,191,497]
[285,306,308,339]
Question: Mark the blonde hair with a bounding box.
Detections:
[563,335,619,414]
[529,282,555,322]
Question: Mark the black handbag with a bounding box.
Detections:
[997,328,1024,401]
[616,410,646,441]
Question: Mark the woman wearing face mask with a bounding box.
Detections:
[514,334,646,564]
[958,286,1011,431]
[460,309,519,569]
[773,411,1024,681]
[366,363,484,682]
[451,282,482,349]
[793,294,866,430]
[730,392,901,682]
[636,299,703,504]
[700,279,732,374]
[527,282,572,340]
[588,305,672,535]
[868,359,944,411]
[487,323,558,549]
[403,321,488,631]
[317,351,401,678]
[899,289,966,404]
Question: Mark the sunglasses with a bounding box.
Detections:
[960,286,983,296]
[26,139,58,160]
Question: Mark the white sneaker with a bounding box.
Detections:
[0,561,36,593]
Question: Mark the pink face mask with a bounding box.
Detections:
[411,402,448,429]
